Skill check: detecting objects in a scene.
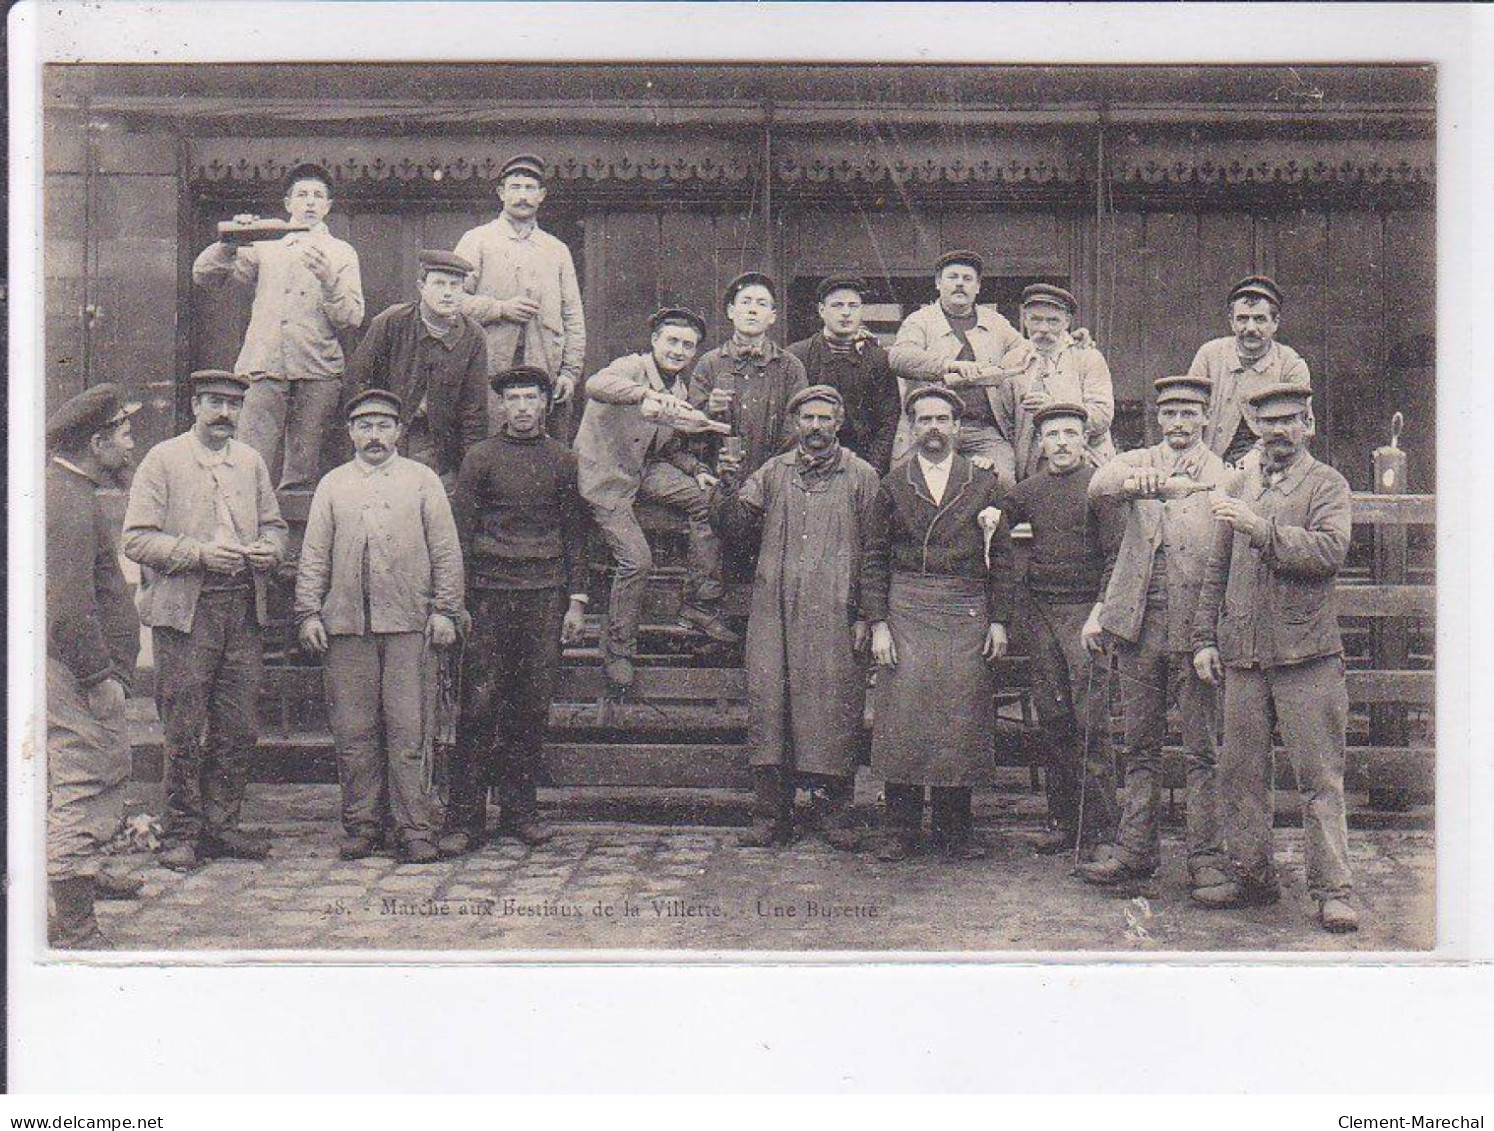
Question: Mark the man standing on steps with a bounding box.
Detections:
[294,390,465,866]
[440,366,589,857]
[1187,275,1312,466]
[122,371,288,873]
[455,154,586,441]
[713,385,882,851]
[1078,376,1232,897]
[1190,382,1359,934]
[45,383,146,946]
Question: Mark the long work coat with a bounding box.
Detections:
[714,447,881,778]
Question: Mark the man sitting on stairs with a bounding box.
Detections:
[573,306,738,694]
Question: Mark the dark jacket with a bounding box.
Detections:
[46,459,140,691]
[451,430,589,596]
[1002,463,1121,605]
[862,453,1015,625]
[786,333,901,474]
[344,301,489,476]
[1191,450,1351,667]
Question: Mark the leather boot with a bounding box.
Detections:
[49,876,108,949]
[739,766,791,847]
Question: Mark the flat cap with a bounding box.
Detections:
[346,388,404,421]
[418,249,474,277]
[500,153,547,182]
[648,306,708,339]
[282,161,334,195]
[1021,283,1078,316]
[815,274,869,303]
[46,382,142,448]
[189,370,250,397]
[903,383,964,420]
[723,271,777,309]
[1153,375,1213,406]
[1228,275,1284,309]
[1031,401,1089,431]
[786,384,845,415]
[935,249,984,276]
[491,364,554,402]
[1247,381,1313,416]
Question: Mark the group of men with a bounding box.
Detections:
[44,151,1360,948]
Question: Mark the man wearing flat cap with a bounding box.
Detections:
[193,162,365,491]
[713,384,881,849]
[122,371,288,872]
[455,154,586,441]
[1190,383,1359,934]
[1003,402,1122,860]
[863,385,1016,862]
[887,250,1038,485]
[575,307,735,692]
[995,284,1116,483]
[1187,275,1311,466]
[344,249,489,483]
[441,366,590,855]
[294,390,464,864]
[45,384,144,944]
[787,275,901,475]
[1080,376,1233,895]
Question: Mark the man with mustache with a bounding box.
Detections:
[786,275,901,475]
[887,250,1037,487]
[193,163,365,490]
[45,383,145,945]
[1002,403,1122,860]
[440,367,590,855]
[864,387,1015,862]
[455,154,586,441]
[1190,383,1358,934]
[713,385,881,850]
[1078,376,1232,896]
[123,372,288,872]
[575,307,736,695]
[1186,276,1311,466]
[294,390,464,864]
[994,285,1116,482]
[343,250,489,483]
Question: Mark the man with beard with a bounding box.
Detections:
[994,285,1116,482]
[786,275,901,475]
[343,249,489,482]
[295,390,464,864]
[887,250,1037,485]
[123,371,288,872]
[1187,276,1311,466]
[455,154,586,440]
[440,366,589,855]
[1190,383,1358,933]
[575,307,736,694]
[192,163,365,490]
[1002,403,1122,860]
[713,385,881,850]
[1078,376,1232,895]
[45,383,145,945]
[864,386,1014,861]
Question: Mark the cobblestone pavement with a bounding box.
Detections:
[89,786,1435,955]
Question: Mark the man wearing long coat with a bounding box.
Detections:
[713,385,881,850]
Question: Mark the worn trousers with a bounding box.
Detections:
[240,375,343,491]
[884,783,976,845]
[446,587,562,835]
[1112,613,1225,879]
[1025,596,1119,847]
[1220,656,1353,901]
[593,460,723,660]
[324,631,438,844]
[46,658,131,880]
[152,588,262,845]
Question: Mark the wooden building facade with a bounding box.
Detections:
[43,63,1435,490]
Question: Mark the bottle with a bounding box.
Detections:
[1124,475,1214,500]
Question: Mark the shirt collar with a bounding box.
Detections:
[354,452,401,476]
[917,451,955,475]
[418,306,464,350]
[723,335,778,363]
[1260,448,1312,495]
[190,431,238,468]
[498,212,537,241]
[1230,341,1277,374]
